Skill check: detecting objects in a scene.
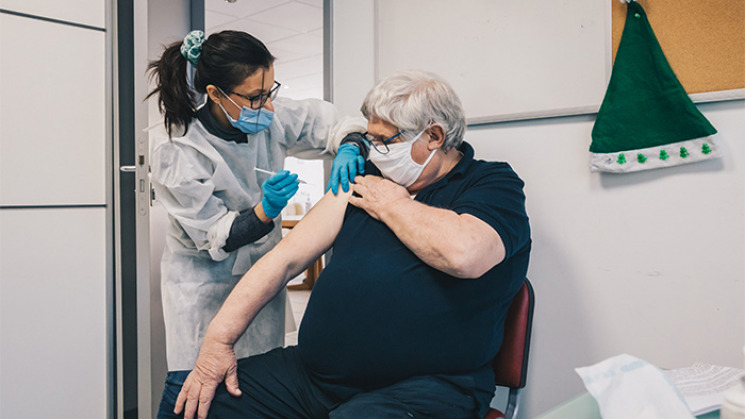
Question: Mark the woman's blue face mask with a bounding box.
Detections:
[216,87,274,134]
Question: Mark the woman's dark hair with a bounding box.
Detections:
[146,30,275,137]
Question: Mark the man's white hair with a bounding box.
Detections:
[361,69,466,150]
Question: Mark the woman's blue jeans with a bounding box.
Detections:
[157,370,191,419]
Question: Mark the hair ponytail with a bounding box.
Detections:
[146,41,196,137]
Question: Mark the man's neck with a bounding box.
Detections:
[407,148,463,194]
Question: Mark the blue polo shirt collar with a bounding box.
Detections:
[419,141,474,192]
[448,141,474,178]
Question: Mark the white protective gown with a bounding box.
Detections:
[151,97,365,371]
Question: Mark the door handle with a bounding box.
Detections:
[119,149,149,215]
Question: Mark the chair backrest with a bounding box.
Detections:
[492,278,534,389]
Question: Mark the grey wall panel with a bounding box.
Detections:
[0,0,105,28]
[0,13,106,206]
[0,207,108,418]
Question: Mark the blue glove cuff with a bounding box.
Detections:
[339,143,360,154]
[340,133,369,160]
[262,196,280,219]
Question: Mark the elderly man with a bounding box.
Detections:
[173,70,531,419]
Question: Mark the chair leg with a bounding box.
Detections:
[287,257,322,290]
[504,389,521,419]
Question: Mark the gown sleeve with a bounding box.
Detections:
[151,139,239,261]
[271,97,367,159]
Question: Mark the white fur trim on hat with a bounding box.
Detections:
[590,135,719,173]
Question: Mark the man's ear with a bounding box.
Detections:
[425,124,446,150]
[205,85,223,104]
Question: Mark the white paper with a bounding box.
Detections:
[665,362,745,415]
[576,354,695,419]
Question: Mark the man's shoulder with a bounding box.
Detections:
[457,142,522,180]
[464,158,524,185]
[470,158,515,172]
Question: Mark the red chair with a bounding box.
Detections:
[484,279,535,419]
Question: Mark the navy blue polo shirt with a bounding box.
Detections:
[298,142,531,402]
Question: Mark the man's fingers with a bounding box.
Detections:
[183,386,201,419]
[197,401,212,419]
[174,381,189,414]
[348,195,361,208]
[353,174,376,186]
[197,398,213,419]
[225,368,242,397]
[196,380,221,419]
[351,182,365,196]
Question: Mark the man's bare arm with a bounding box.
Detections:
[175,188,352,419]
[209,188,351,344]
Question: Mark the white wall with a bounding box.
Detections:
[0,1,112,418]
[468,100,744,417]
[332,1,745,417]
[330,0,376,117]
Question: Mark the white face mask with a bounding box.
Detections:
[369,129,437,188]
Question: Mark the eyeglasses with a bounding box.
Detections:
[363,131,403,154]
[230,81,281,110]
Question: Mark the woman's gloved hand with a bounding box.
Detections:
[327,143,365,194]
[261,170,300,218]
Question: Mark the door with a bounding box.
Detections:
[125,2,197,418]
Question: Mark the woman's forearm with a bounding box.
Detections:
[222,206,275,252]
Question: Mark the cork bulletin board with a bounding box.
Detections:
[612,0,745,101]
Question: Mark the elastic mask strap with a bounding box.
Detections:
[411,126,437,168]
[420,148,437,168]
[216,101,236,122]
[408,128,426,143]
[216,87,241,110]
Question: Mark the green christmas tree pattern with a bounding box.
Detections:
[605,143,716,168]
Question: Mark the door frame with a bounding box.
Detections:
[119,2,204,418]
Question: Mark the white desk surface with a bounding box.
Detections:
[535,392,720,419]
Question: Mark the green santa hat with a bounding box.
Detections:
[590,0,719,173]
